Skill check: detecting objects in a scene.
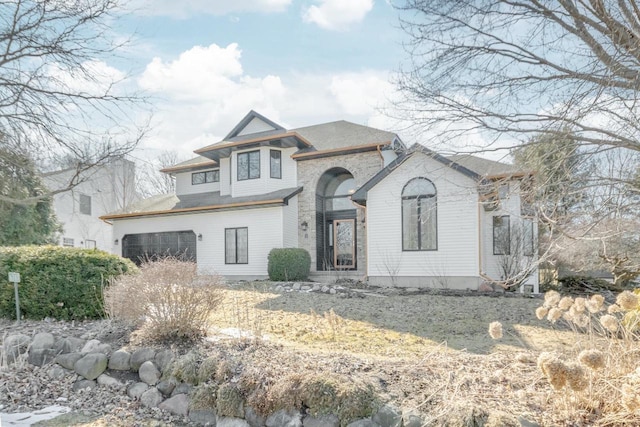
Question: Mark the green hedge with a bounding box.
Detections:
[0,245,136,320]
[268,248,311,281]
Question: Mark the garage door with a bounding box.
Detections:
[122,231,197,264]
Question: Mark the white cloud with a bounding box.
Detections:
[47,60,126,97]
[129,0,291,18]
[303,0,374,31]
[329,72,393,115]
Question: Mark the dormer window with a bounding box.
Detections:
[238,150,260,181]
[192,170,219,185]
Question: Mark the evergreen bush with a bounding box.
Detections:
[0,245,135,320]
[268,248,311,281]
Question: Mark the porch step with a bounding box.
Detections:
[308,271,366,283]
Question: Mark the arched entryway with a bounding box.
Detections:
[315,168,357,271]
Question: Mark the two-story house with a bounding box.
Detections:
[101,111,538,291]
[44,157,137,252]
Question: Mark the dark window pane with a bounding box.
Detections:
[192,172,205,185]
[238,153,249,180]
[402,199,419,250]
[493,216,510,255]
[225,229,236,263]
[237,228,248,263]
[249,151,260,179]
[523,219,534,256]
[212,170,220,182]
[79,194,91,215]
[420,197,437,250]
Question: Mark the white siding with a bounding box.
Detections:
[282,195,299,248]
[237,117,277,136]
[367,154,480,281]
[175,170,220,196]
[112,207,285,277]
[44,159,137,253]
[381,149,398,167]
[231,146,298,197]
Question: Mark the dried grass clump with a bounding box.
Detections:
[104,258,224,342]
[217,383,245,418]
[197,356,220,384]
[547,307,562,323]
[558,296,574,310]
[534,290,640,424]
[171,351,201,385]
[535,306,548,320]
[190,383,218,410]
[617,291,639,311]
[578,349,605,371]
[544,290,561,308]
[488,321,503,339]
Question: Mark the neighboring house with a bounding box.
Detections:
[101,111,538,291]
[43,157,137,252]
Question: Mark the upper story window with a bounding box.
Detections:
[498,183,510,199]
[270,150,282,179]
[238,150,260,181]
[402,178,437,251]
[192,170,219,185]
[493,215,511,255]
[79,194,91,215]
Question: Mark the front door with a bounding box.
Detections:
[333,219,355,269]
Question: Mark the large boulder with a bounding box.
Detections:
[97,374,123,388]
[245,406,267,427]
[127,382,149,400]
[154,349,174,373]
[54,337,85,354]
[346,420,380,427]
[108,350,131,371]
[74,353,108,380]
[81,339,111,355]
[372,404,402,427]
[31,332,55,351]
[158,393,189,416]
[131,347,156,371]
[55,352,83,370]
[28,348,58,367]
[217,417,250,427]
[140,387,164,408]
[303,414,340,427]
[157,379,177,397]
[189,409,217,426]
[139,360,161,386]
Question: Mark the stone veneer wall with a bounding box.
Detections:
[296,151,385,275]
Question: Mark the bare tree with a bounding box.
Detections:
[396,1,640,277]
[0,0,148,205]
[136,151,184,198]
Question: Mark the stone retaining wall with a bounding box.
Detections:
[2,332,423,427]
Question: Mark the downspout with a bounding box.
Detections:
[376,144,384,168]
[477,192,483,288]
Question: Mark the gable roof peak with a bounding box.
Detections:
[224,110,286,140]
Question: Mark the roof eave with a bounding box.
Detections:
[292,141,392,161]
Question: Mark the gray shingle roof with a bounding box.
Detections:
[102,187,302,219]
[445,154,521,177]
[291,120,399,153]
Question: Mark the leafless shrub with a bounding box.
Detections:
[104,257,223,342]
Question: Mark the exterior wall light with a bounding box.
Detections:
[300,221,308,231]
[198,233,203,241]
[114,239,119,245]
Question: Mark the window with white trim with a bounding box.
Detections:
[192,170,219,185]
[402,178,437,251]
[237,151,260,181]
[225,227,248,264]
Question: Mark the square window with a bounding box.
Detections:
[237,151,260,181]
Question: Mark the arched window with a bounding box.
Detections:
[402,178,437,251]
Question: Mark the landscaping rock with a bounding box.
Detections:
[154,348,174,373]
[217,417,250,427]
[266,409,302,427]
[108,349,131,370]
[127,382,149,400]
[401,410,423,427]
[303,414,339,427]
[293,283,301,290]
[72,379,97,392]
[372,404,402,427]
[56,337,85,354]
[518,415,541,427]
[81,339,111,355]
[245,406,266,427]
[172,382,193,396]
[140,387,164,408]
[321,286,330,293]
[312,284,321,292]
[157,379,177,396]
[97,374,123,388]
[55,352,83,370]
[346,420,380,427]
[31,332,55,350]
[139,360,161,385]
[275,285,285,292]
[159,393,189,416]
[189,409,217,426]
[47,365,67,380]
[28,348,58,366]
[74,353,108,380]
[3,334,31,363]
[131,347,156,371]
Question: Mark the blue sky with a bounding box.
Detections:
[108,0,412,160]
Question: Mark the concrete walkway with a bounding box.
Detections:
[0,405,70,426]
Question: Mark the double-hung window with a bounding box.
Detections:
[237,151,260,181]
[225,227,248,264]
[79,194,91,215]
[402,178,437,251]
[270,150,282,179]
